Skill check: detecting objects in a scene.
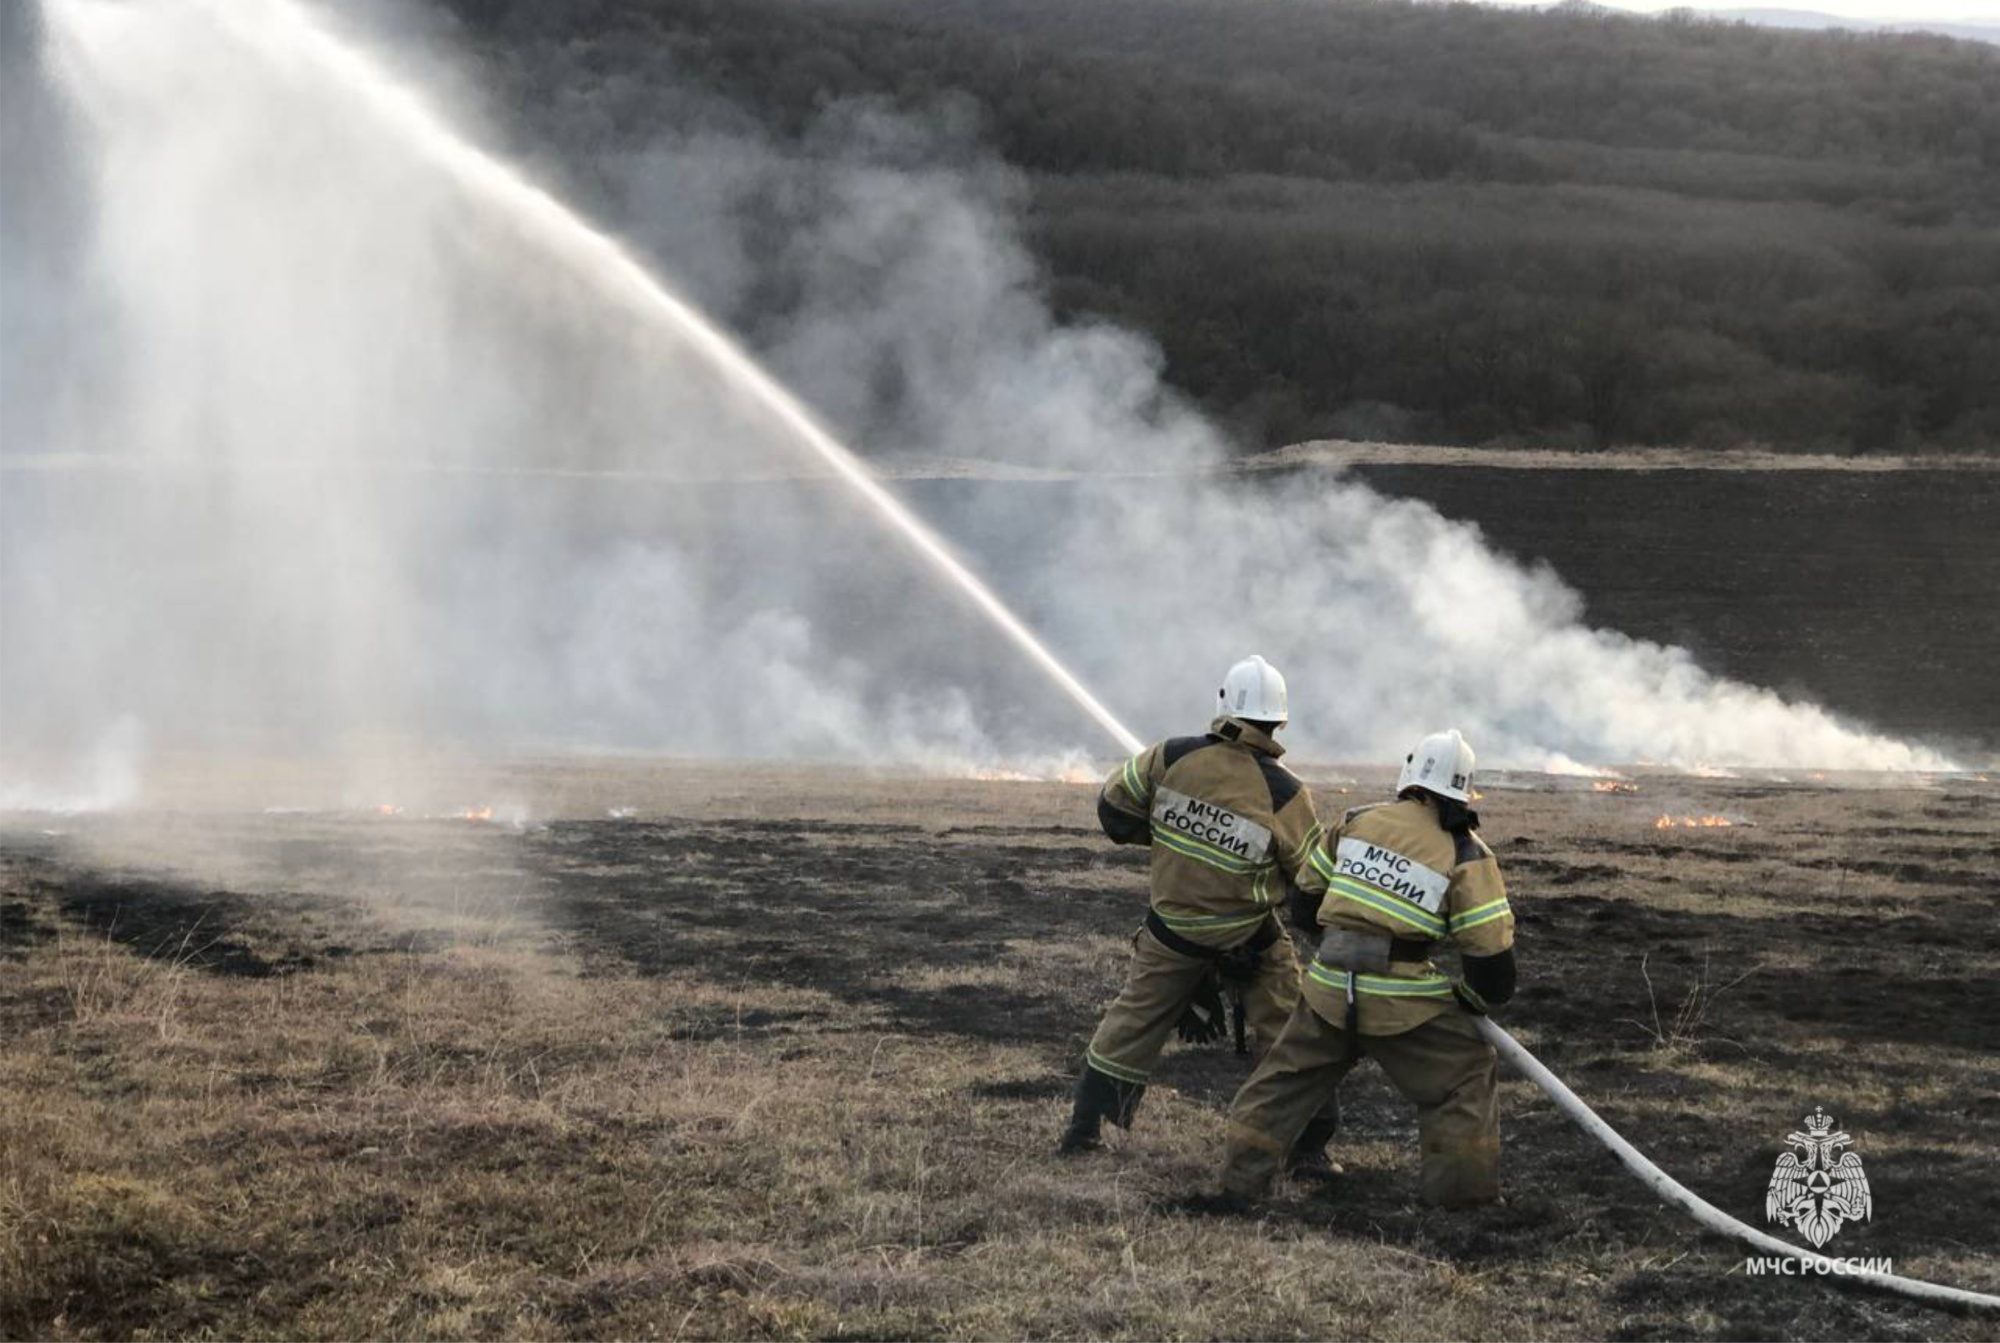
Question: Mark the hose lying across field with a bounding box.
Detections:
[1476,1019,2000,1314]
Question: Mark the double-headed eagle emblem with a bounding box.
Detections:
[1766,1107,1872,1247]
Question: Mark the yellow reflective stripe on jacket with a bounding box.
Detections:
[1307,962,1454,997]
[1154,824,1276,877]
[1451,896,1512,933]
[1308,844,1340,885]
[1288,821,1324,869]
[1153,907,1268,933]
[1324,875,1449,937]
[1122,756,1152,808]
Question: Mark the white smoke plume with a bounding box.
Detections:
[0,0,1962,803]
[0,717,143,814]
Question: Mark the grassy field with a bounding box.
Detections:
[2,761,1997,1340]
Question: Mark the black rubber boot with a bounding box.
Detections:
[1058,1113,1103,1154]
[1285,1106,1345,1181]
[1058,1063,1143,1154]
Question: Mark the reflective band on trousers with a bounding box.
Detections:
[1308,962,1453,997]
[1086,1048,1150,1084]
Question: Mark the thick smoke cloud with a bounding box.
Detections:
[0,0,1960,806]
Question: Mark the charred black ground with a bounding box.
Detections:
[2,769,1995,1339]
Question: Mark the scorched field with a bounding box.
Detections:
[2,761,1997,1340]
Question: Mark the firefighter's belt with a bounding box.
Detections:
[1315,926,1434,974]
[1145,910,1278,979]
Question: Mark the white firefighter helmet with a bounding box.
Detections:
[1397,728,1475,803]
[1218,654,1288,724]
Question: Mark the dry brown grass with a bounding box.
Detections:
[2,766,1997,1340]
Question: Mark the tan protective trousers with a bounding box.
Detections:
[1221,998,1500,1205]
[1083,922,1300,1087]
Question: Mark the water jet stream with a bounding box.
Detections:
[50,0,1144,758]
[40,0,1965,775]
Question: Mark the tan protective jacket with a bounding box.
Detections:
[1296,795,1514,1035]
[1099,716,1322,949]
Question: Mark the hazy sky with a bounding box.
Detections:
[1478,0,2000,22]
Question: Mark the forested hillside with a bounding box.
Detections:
[435,0,2000,454]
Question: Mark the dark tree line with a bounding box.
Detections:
[435,0,2000,453]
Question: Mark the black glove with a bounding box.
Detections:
[1452,981,1489,1016]
[1097,797,1151,846]
[1176,972,1228,1045]
[1286,883,1324,937]
[1461,948,1516,1009]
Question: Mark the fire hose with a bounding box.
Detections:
[1476,1018,2000,1313]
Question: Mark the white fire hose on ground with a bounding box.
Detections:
[1477,1018,2000,1314]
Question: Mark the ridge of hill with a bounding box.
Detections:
[1708,7,2000,44]
[440,0,2000,455]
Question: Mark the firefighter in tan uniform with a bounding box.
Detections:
[1219,728,1517,1206]
[1061,655,1333,1155]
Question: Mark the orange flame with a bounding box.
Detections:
[458,806,494,822]
[1654,814,1735,829]
[375,803,402,817]
[1592,781,1639,794]
[965,763,1101,784]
